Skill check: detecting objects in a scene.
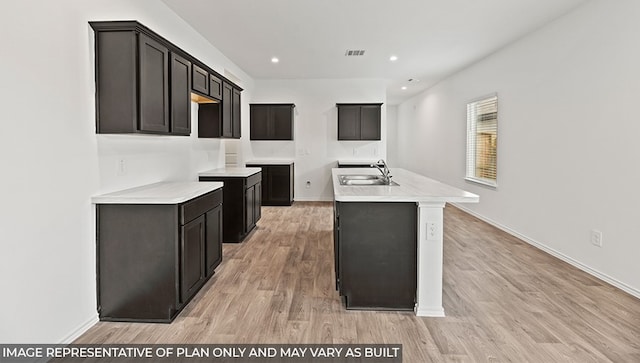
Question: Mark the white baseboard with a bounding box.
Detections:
[292,196,333,202]
[60,314,98,344]
[451,203,640,300]
[414,305,445,317]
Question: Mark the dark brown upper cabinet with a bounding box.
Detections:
[336,103,383,140]
[197,82,241,139]
[209,74,222,100]
[170,53,191,135]
[191,64,209,96]
[250,104,295,140]
[192,64,223,101]
[90,21,243,136]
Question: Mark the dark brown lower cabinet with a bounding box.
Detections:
[96,189,223,323]
[199,172,261,243]
[245,163,294,206]
[334,201,417,310]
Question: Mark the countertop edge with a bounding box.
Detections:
[92,181,224,204]
[332,168,480,204]
[198,167,262,178]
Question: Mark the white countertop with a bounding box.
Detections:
[245,159,295,165]
[332,168,479,203]
[198,167,262,178]
[92,182,224,204]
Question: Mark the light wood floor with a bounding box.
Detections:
[76,202,640,362]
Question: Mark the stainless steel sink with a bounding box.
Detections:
[338,174,399,186]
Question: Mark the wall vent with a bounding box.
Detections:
[344,49,366,56]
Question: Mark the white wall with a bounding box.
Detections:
[247,79,387,201]
[395,0,640,296]
[0,0,252,343]
[386,105,399,166]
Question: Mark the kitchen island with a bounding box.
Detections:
[199,167,262,243]
[332,167,479,316]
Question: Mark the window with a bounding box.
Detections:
[466,94,498,187]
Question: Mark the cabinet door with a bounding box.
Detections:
[205,205,222,277]
[360,105,381,140]
[267,165,291,204]
[254,181,262,223]
[337,105,360,140]
[271,105,293,140]
[245,185,255,232]
[209,74,222,100]
[192,64,209,95]
[180,216,205,303]
[249,105,270,140]
[170,53,191,135]
[221,82,233,137]
[138,34,169,133]
[232,87,242,138]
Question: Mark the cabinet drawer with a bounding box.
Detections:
[247,172,262,187]
[180,189,222,225]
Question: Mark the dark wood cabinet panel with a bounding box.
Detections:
[96,188,223,322]
[250,104,294,140]
[245,185,256,232]
[246,163,295,206]
[170,53,191,135]
[205,205,223,276]
[192,64,209,95]
[334,202,417,310]
[197,103,221,138]
[249,105,270,139]
[138,34,170,133]
[337,105,360,140]
[90,21,243,137]
[209,74,222,100]
[221,83,233,138]
[232,86,242,138]
[200,82,241,139]
[180,215,205,303]
[199,172,261,243]
[336,103,382,140]
[360,105,381,140]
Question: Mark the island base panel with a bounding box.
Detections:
[336,201,417,310]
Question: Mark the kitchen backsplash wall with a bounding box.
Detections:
[248,78,387,201]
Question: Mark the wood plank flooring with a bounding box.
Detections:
[76,202,640,362]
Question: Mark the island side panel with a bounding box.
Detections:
[336,201,417,310]
[415,201,446,317]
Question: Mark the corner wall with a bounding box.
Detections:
[0,0,253,343]
[394,0,640,296]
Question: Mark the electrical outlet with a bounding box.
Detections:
[426,222,438,241]
[306,181,311,189]
[117,158,127,176]
[590,230,602,247]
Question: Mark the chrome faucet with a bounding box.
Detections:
[371,159,392,183]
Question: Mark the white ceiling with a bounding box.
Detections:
[161,0,588,105]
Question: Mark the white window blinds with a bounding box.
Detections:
[466,95,498,187]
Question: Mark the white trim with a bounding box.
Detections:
[293,196,334,202]
[415,305,445,317]
[451,203,640,300]
[464,176,497,189]
[59,315,98,344]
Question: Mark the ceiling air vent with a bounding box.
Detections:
[345,49,366,56]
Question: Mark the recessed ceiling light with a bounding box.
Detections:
[271,57,279,63]
[389,55,398,62]
[401,86,407,90]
